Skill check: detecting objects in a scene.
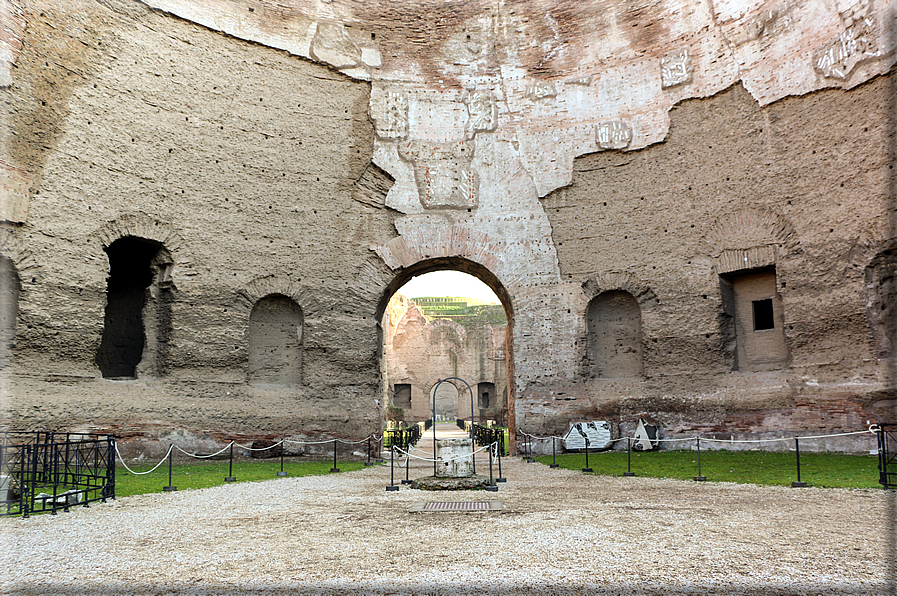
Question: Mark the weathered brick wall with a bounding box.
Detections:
[0,0,397,456]
[1,0,894,454]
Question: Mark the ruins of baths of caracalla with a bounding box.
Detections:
[1,0,895,458]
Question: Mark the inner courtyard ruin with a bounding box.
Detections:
[1,0,895,456]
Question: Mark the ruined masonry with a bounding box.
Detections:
[0,0,895,457]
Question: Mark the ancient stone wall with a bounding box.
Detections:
[0,0,397,456]
[1,0,894,454]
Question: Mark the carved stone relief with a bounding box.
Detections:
[596,121,632,150]
[399,140,477,209]
[371,91,409,140]
[661,47,692,88]
[465,90,497,135]
[813,3,880,80]
[527,83,557,100]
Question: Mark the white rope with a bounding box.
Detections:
[393,441,497,464]
[115,444,173,475]
[519,426,878,447]
[232,439,285,451]
[174,441,234,459]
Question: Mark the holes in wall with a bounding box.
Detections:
[586,290,643,378]
[248,294,303,385]
[96,237,173,379]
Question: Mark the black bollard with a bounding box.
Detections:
[225,442,236,482]
[486,443,498,492]
[496,433,506,482]
[693,437,706,481]
[526,434,535,463]
[792,438,807,487]
[582,437,593,473]
[624,437,636,477]
[550,436,559,468]
[365,436,374,466]
[330,440,340,473]
[401,446,412,484]
[163,445,177,492]
[386,445,399,491]
[277,439,287,477]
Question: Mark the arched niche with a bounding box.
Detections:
[0,256,21,368]
[248,294,303,385]
[587,290,644,379]
[95,236,173,379]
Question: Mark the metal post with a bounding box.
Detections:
[792,438,807,487]
[582,437,593,473]
[163,445,177,492]
[22,444,30,518]
[330,440,340,473]
[105,435,116,501]
[496,431,506,482]
[624,437,636,477]
[402,442,412,484]
[693,437,706,481]
[486,443,498,492]
[225,442,236,482]
[550,436,559,468]
[386,445,399,491]
[276,438,287,477]
[365,435,374,467]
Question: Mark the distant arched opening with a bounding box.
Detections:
[248,294,303,385]
[377,257,515,439]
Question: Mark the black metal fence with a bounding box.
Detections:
[473,423,505,456]
[1,432,116,517]
[384,423,423,451]
[878,422,896,489]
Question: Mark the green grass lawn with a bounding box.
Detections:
[115,459,373,498]
[533,449,883,489]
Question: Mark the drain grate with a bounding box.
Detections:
[410,500,503,513]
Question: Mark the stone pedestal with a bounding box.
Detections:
[436,438,473,478]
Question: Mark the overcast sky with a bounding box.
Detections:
[396,271,500,303]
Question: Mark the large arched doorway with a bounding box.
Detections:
[377,257,516,450]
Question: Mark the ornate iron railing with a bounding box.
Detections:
[472,423,505,456]
[0,432,116,517]
[384,423,422,452]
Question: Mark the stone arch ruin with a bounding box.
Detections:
[1,0,895,454]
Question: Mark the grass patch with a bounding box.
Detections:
[533,449,882,489]
[115,459,373,498]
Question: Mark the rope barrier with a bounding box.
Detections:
[394,441,497,464]
[232,439,285,451]
[174,441,235,459]
[114,444,173,475]
[517,426,878,446]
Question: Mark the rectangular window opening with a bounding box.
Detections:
[752,298,775,331]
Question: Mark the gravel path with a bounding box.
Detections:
[1,455,893,595]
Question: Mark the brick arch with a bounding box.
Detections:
[93,213,184,254]
[374,225,504,278]
[243,275,321,318]
[0,228,40,283]
[581,272,656,305]
[704,208,799,274]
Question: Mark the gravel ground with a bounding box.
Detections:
[1,454,894,595]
